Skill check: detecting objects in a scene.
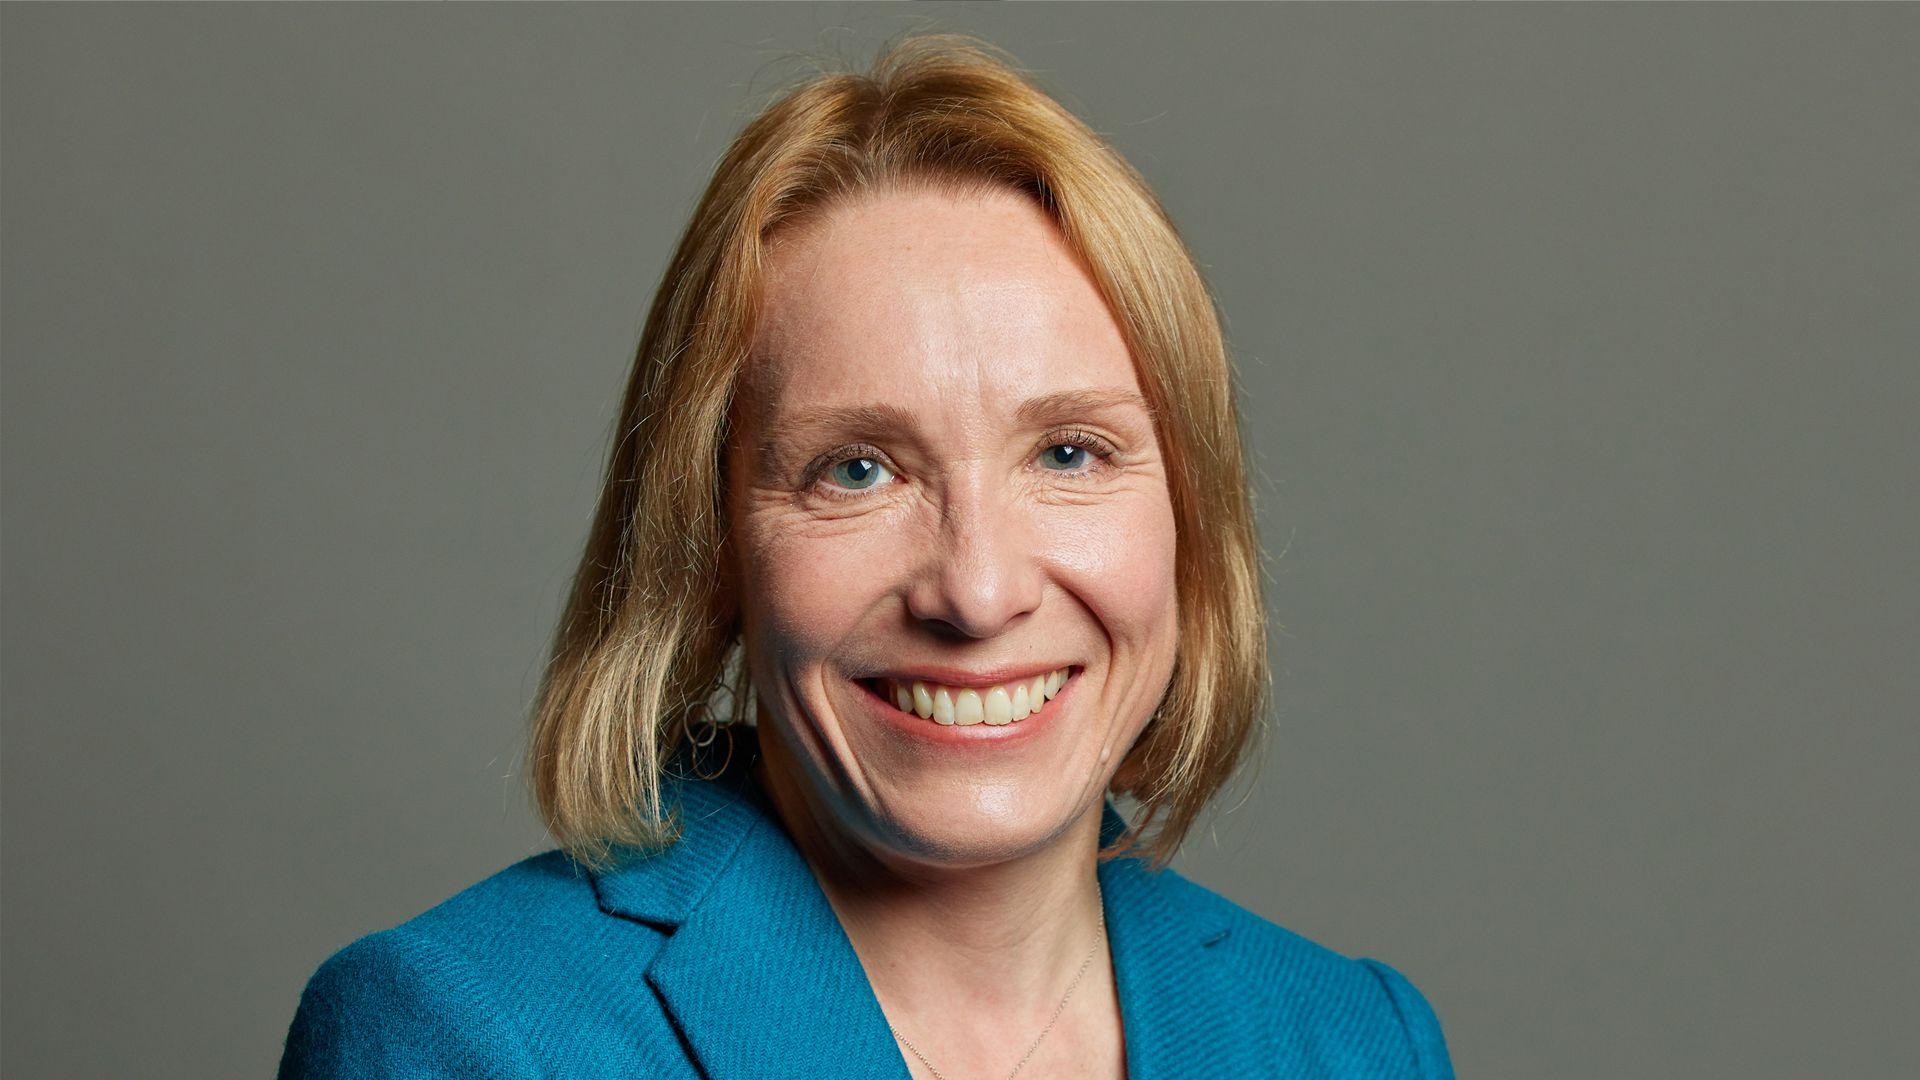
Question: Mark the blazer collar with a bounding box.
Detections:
[590,725,1268,1079]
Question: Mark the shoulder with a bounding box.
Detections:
[278,849,659,1079]
[1149,867,1456,1080]
[333,847,633,974]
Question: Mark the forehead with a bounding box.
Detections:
[746,187,1140,418]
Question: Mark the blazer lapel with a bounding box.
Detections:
[593,726,1270,1079]
[590,736,909,1080]
[645,809,910,1078]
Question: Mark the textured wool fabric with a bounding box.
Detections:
[279,725,1454,1078]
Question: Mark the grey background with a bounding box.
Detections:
[4,3,1915,1077]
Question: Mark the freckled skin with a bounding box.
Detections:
[724,185,1180,876]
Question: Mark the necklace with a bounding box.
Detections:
[887,899,1108,1080]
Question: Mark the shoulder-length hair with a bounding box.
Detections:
[527,32,1271,874]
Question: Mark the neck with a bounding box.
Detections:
[748,722,1112,1040]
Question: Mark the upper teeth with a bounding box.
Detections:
[879,668,1072,727]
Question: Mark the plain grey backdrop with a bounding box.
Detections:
[4,3,1915,1077]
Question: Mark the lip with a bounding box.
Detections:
[863,662,1078,689]
[851,665,1081,745]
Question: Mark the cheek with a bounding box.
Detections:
[1047,490,1179,638]
[736,510,903,665]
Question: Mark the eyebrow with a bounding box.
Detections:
[770,401,917,443]
[1015,387,1157,427]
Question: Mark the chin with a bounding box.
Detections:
[861,784,1087,868]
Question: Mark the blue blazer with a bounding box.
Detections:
[279,727,1454,1078]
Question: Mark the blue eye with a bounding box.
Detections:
[1040,444,1088,470]
[827,456,891,490]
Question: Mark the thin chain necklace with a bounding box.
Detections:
[887,899,1108,1080]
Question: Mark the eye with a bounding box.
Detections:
[1036,430,1119,476]
[822,454,895,493]
[1044,441,1090,466]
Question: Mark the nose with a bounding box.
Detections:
[903,466,1045,639]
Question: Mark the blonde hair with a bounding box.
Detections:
[527,32,1271,874]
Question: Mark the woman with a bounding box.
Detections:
[279,33,1454,1080]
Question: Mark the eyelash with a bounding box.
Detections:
[804,429,1120,501]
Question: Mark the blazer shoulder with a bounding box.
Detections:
[1150,867,1455,1079]
[279,920,542,1077]
[1147,865,1361,979]
[400,848,606,938]
[370,847,668,976]
[1355,956,1455,1080]
[279,850,646,1078]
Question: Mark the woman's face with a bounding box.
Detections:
[725,186,1179,871]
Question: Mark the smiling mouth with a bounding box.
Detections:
[857,666,1077,727]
